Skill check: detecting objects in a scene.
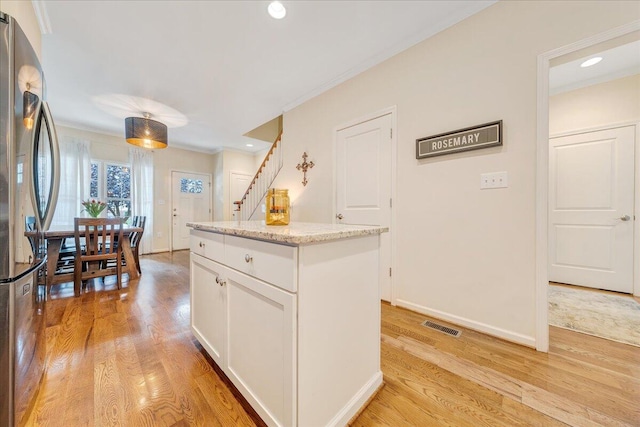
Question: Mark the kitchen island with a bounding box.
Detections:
[187,221,387,427]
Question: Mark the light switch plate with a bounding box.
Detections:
[480,171,508,189]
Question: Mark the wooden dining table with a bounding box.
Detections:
[28,226,142,289]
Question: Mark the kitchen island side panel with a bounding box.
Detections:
[297,234,382,427]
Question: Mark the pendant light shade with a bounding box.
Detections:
[23,90,39,130]
[125,115,168,149]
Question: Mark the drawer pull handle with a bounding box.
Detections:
[244,254,253,263]
[199,241,205,248]
[215,276,224,286]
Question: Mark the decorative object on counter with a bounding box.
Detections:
[265,188,290,225]
[125,112,168,149]
[295,151,314,186]
[22,83,39,130]
[81,199,107,218]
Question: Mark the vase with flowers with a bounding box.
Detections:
[81,199,107,218]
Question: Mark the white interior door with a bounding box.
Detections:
[229,171,253,220]
[336,113,393,301]
[549,125,635,293]
[172,171,211,250]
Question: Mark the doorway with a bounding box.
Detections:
[171,171,211,250]
[229,171,253,221]
[548,126,635,293]
[335,108,396,302]
[536,22,640,351]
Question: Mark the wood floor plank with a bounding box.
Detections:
[111,313,157,425]
[385,332,637,426]
[93,315,126,426]
[550,327,640,376]
[26,251,640,426]
[381,346,530,427]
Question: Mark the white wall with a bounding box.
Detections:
[56,126,216,252]
[1,1,41,59]
[212,151,224,221]
[221,150,262,220]
[271,1,640,347]
[550,74,640,135]
[206,149,260,222]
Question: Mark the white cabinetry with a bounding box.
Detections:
[190,254,225,367]
[225,267,296,427]
[190,226,382,427]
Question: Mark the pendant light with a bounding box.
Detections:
[125,113,168,149]
[23,83,39,130]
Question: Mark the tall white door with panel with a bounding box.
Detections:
[229,171,253,220]
[336,113,393,301]
[172,172,211,250]
[549,125,635,293]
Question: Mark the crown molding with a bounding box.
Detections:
[31,1,52,34]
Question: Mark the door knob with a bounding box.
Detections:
[244,254,253,263]
[336,214,344,220]
[619,215,631,221]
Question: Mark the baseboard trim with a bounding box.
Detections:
[328,371,383,427]
[395,299,536,348]
[150,248,170,254]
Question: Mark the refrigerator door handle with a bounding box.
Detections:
[40,102,60,231]
[27,100,44,231]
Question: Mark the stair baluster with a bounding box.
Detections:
[236,132,283,221]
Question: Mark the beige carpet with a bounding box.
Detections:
[548,284,640,347]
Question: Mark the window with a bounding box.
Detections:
[90,161,131,219]
[181,178,203,194]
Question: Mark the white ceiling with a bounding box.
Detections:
[38,1,495,153]
[549,40,640,95]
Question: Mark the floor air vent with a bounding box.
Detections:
[421,320,461,338]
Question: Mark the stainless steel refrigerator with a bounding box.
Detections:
[0,12,60,427]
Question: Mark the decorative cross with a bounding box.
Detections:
[296,152,315,186]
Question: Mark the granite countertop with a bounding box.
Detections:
[187,221,388,245]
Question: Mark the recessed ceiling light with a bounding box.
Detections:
[580,57,602,68]
[246,143,254,147]
[268,1,286,19]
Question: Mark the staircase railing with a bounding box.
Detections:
[234,132,283,221]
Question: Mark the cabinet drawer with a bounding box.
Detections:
[225,235,297,292]
[190,230,224,262]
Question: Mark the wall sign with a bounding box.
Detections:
[416,120,502,159]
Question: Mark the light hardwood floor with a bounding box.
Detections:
[27,251,640,426]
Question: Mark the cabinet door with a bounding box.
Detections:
[225,268,297,427]
[190,253,226,367]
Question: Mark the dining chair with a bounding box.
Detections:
[130,215,146,274]
[24,216,37,255]
[25,215,72,266]
[57,230,77,275]
[73,217,123,296]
